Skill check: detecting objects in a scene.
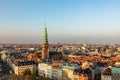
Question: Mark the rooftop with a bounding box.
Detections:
[14,60,35,66]
[102,67,111,75]
[73,67,92,75]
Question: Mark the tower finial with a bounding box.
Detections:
[45,22,46,28]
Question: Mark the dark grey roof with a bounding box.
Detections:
[73,67,92,75]
[15,60,35,66]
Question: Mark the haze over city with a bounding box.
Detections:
[0,0,120,44]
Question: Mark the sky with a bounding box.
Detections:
[0,0,120,44]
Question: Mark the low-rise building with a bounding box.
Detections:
[101,66,111,80]
[60,63,79,80]
[1,51,7,62]
[95,62,109,80]
[52,67,62,79]
[38,62,52,78]
[38,62,62,80]
[112,62,120,80]
[26,53,41,62]
[14,60,36,75]
[72,62,93,80]
[72,67,92,80]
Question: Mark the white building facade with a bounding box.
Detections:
[38,63,62,80]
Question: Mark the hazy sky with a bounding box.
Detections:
[0,0,120,44]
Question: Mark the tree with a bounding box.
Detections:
[23,68,31,76]
[31,70,38,76]
[29,70,38,80]
[12,74,18,80]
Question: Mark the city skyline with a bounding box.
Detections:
[0,0,120,44]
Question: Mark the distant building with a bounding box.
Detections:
[112,62,120,80]
[1,51,7,62]
[38,62,52,78]
[87,51,100,56]
[117,47,120,52]
[52,68,62,79]
[62,68,73,80]
[95,62,108,80]
[101,52,111,58]
[83,42,88,47]
[42,24,49,59]
[0,45,3,49]
[101,62,120,80]
[14,61,36,75]
[72,62,93,80]
[26,53,41,62]
[38,62,80,80]
[60,63,79,80]
[72,68,92,80]
[95,62,108,74]
[101,66,111,80]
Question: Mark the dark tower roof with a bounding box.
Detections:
[102,67,111,75]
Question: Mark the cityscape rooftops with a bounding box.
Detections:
[97,62,108,67]
[112,62,120,68]
[73,67,92,75]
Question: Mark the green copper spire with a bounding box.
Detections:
[43,23,48,44]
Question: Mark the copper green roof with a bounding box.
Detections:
[59,63,79,70]
[42,23,48,44]
[112,67,120,73]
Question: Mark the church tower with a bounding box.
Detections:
[42,24,49,59]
